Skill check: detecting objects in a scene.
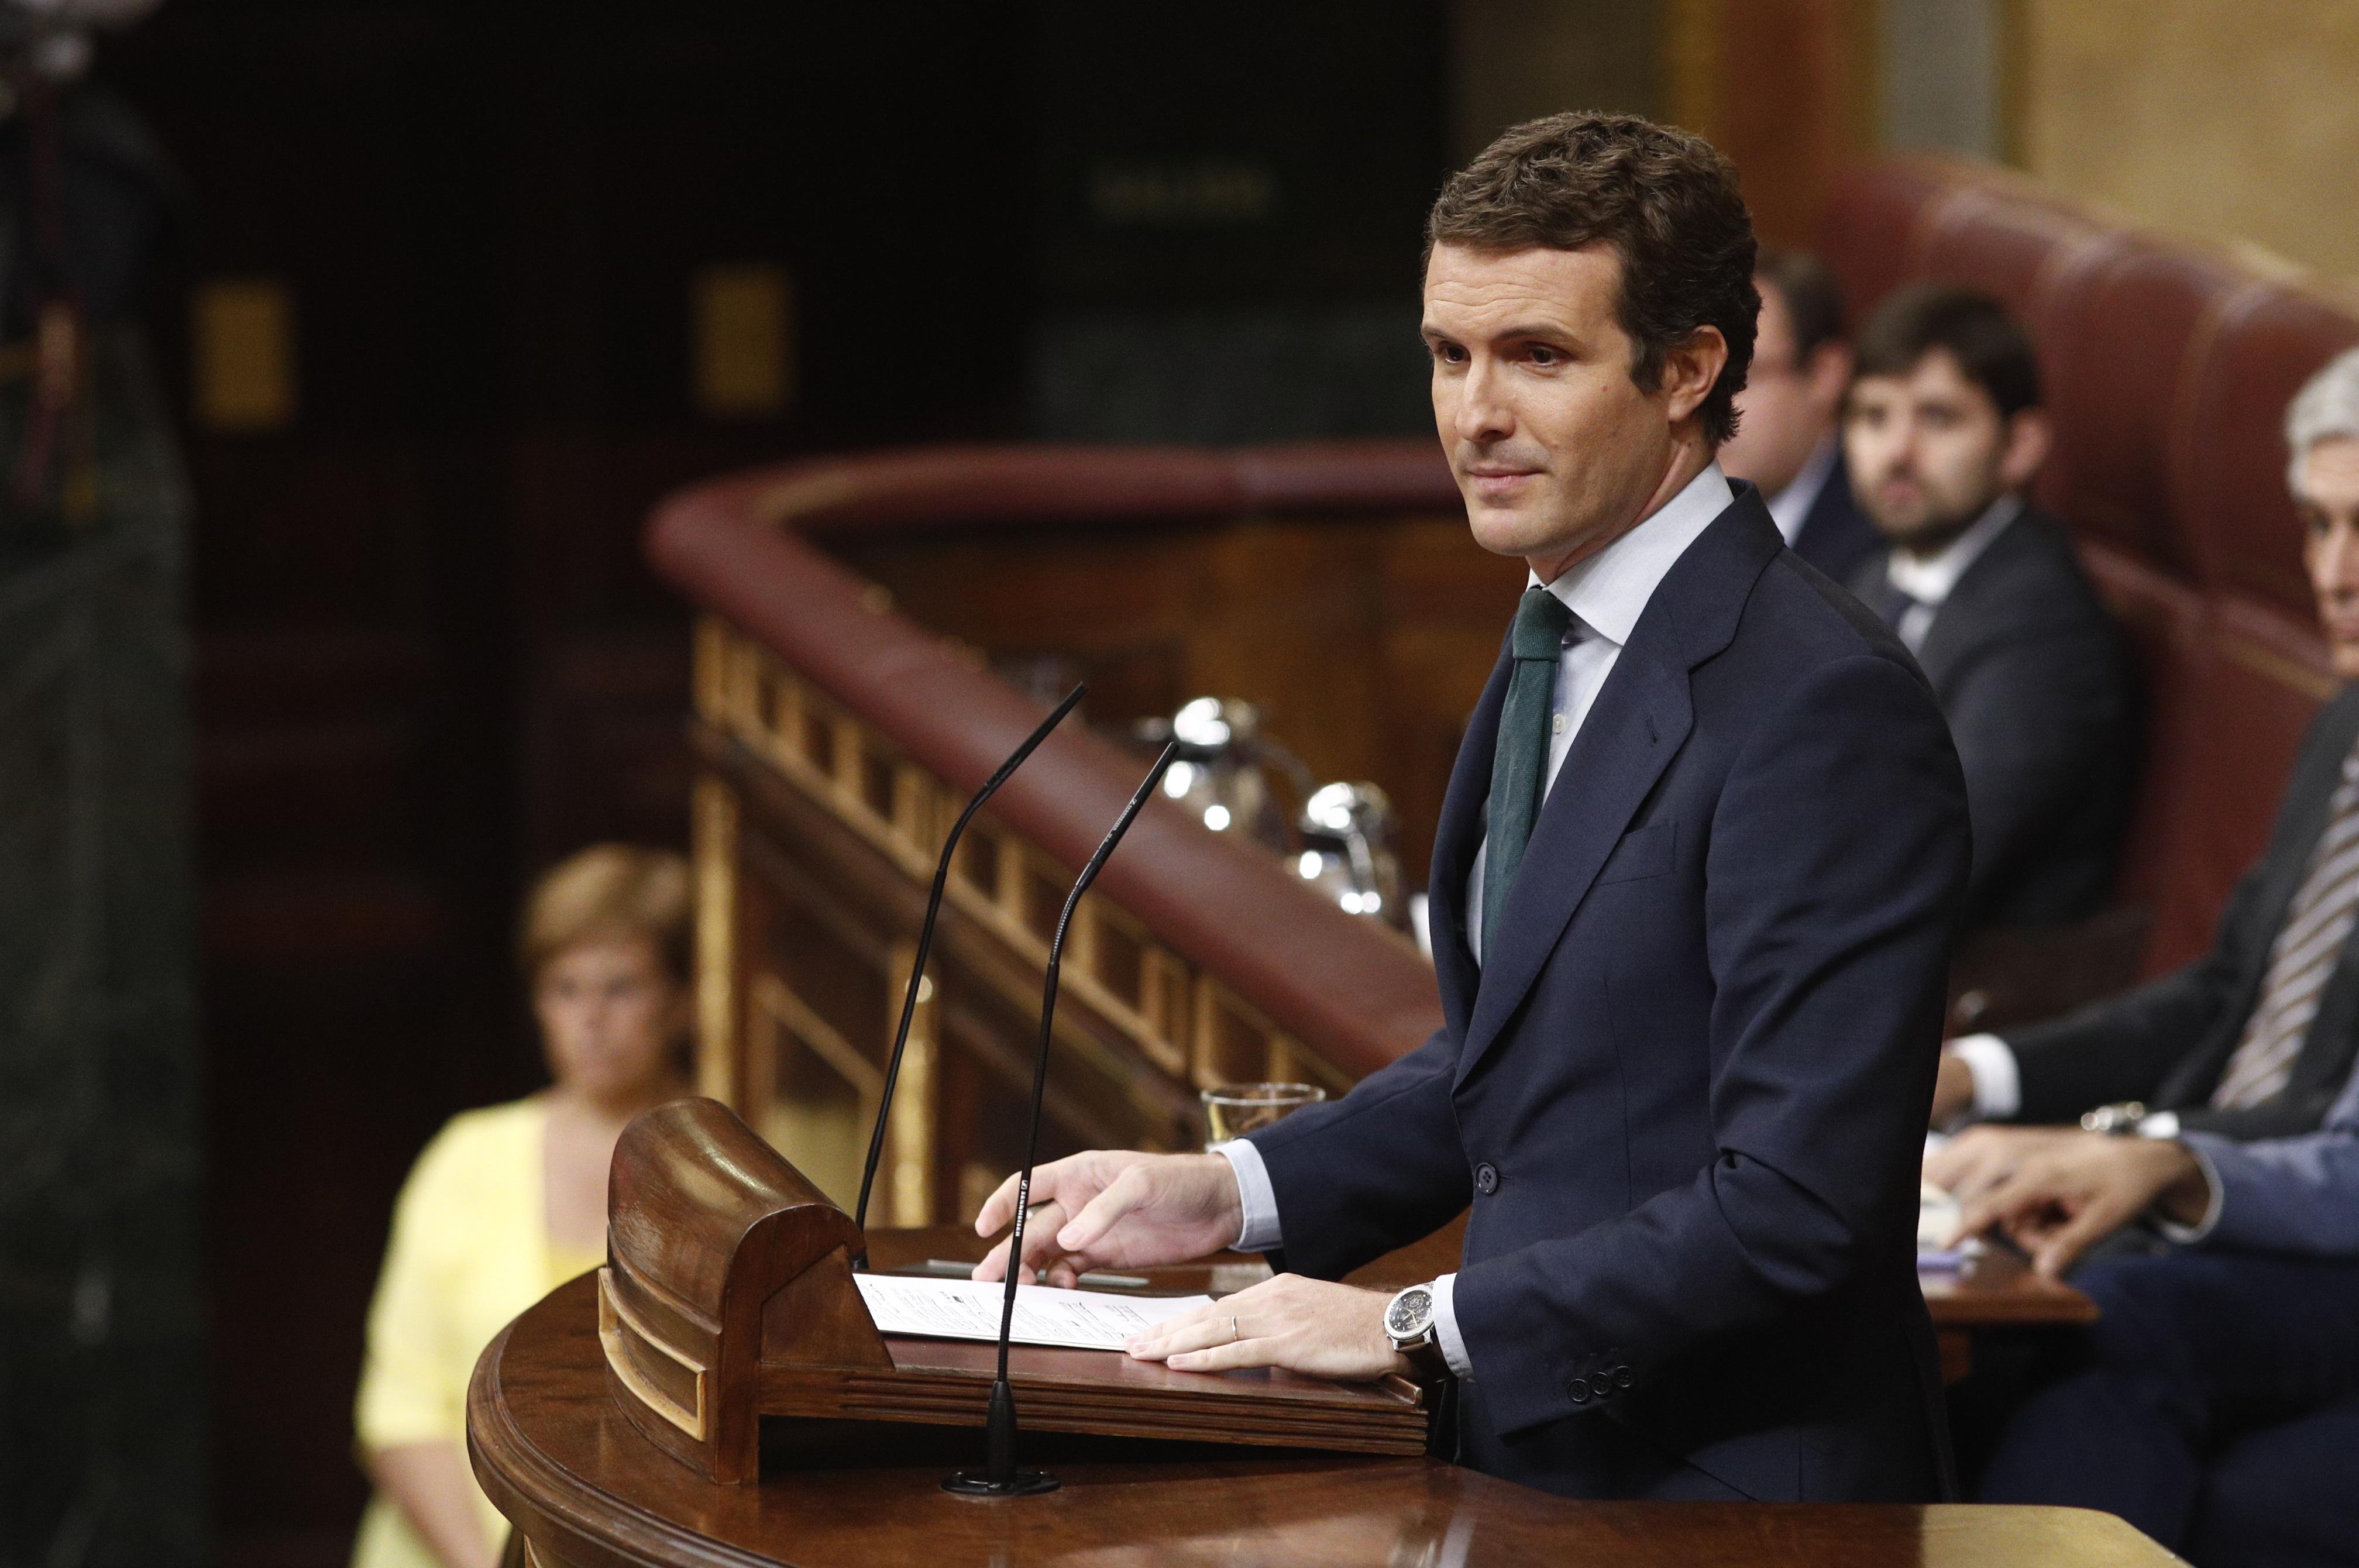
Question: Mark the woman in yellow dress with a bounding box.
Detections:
[349,845,693,1568]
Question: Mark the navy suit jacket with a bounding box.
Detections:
[1788,447,1881,586]
[1850,507,2136,934]
[1249,484,1972,1502]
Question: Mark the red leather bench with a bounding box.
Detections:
[1817,159,2359,1021]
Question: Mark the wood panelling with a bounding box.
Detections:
[2016,0,2359,282]
[830,511,1522,888]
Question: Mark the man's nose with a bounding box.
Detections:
[2320,522,2359,592]
[1454,359,1512,442]
[1882,415,1923,473]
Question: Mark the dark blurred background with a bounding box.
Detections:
[8,0,2358,1563]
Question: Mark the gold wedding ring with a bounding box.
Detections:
[1229,1315,1240,1344]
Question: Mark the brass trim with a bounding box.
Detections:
[693,775,741,1106]
[888,941,937,1227]
[694,623,1353,1135]
[597,1268,709,1442]
[751,972,886,1104]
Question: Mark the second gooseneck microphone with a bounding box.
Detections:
[943,737,1180,1498]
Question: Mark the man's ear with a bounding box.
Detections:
[1662,325,1730,426]
[1999,407,2052,491]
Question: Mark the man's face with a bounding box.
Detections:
[2298,436,2359,679]
[1720,280,1850,497]
[1423,242,1720,582]
[1845,348,2047,552]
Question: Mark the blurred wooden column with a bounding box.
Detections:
[1664,0,1879,249]
[1452,0,1877,253]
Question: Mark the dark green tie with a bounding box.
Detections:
[1482,587,1576,955]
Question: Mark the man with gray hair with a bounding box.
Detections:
[1927,346,2359,1562]
[1927,343,2359,1148]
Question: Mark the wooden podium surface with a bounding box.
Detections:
[472,1231,2158,1568]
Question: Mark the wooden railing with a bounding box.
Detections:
[649,443,1471,1225]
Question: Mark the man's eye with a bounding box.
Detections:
[1529,346,1561,366]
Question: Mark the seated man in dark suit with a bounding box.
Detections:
[1953,1046,2359,1565]
[1925,622,2359,1565]
[1720,249,1881,583]
[1846,285,2137,938]
[1928,346,2359,1147]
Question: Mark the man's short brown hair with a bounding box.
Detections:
[1426,112,1759,446]
[1852,284,2041,419]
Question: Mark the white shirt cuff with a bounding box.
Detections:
[2154,1139,2223,1244]
[1947,1033,2021,1122]
[1429,1271,1473,1380]
[1211,1139,1283,1253]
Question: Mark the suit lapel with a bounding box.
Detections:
[1456,652,1693,1081]
[2164,686,2359,1102]
[1428,644,1512,1044]
[1912,507,2034,683]
[1451,486,1784,1085]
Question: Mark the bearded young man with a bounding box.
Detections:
[972,112,1972,1503]
[1843,286,2137,940]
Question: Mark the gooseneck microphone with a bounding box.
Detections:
[943,738,1180,1498]
[850,683,1088,1268]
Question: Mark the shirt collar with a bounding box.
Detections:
[1528,461,1735,648]
[1886,494,2022,607]
[1765,436,1839,547]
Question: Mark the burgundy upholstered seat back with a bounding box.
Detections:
[1818,159,2358,978]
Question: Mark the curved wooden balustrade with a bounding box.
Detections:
[647,441,1468,1223]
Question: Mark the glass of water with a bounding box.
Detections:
[1201,1082,1328,1148]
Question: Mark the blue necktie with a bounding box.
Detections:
[1483,588,1575,954]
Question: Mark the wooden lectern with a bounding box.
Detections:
[474,1137,2173,1567]
[597,1097,1430,1484]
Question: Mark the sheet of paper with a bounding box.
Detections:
[855,1273,1213,1351]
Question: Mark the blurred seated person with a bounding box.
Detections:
[1930,348,2359,1144]
[349,845,692,1568]
[1846,284,2136,937]
[1719,248,1880,582]
[1938,986,2359,1562]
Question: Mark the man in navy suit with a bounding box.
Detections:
[975,112,1972,1502]
[1720,249,1882,584]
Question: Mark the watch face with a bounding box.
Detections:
[1386,1286,1434,1338]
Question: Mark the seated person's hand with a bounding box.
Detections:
[1929,1049,1978,1127]
[971,1149,1243,1287]
[1124,1273,1409,1382]
[1953,1132,2212,1278]
[1925,1123,2083,1204]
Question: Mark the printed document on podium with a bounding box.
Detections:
[855,1273,1213,1351]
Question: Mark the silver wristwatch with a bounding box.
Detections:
[1384,1282,1449,1378]
[2081,1101,2149,1135]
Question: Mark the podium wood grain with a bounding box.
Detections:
[472,1254,2162,1568]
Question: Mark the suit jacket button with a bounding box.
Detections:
[1566,1376,1591,1404]
[1614,1367,1633,1389]
[1474,1163,1499,1195]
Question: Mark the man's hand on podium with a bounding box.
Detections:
[971,1150,1244,1288]
[1123,1274,1411,1382]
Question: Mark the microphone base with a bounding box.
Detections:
[941,1468,1060,1498]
